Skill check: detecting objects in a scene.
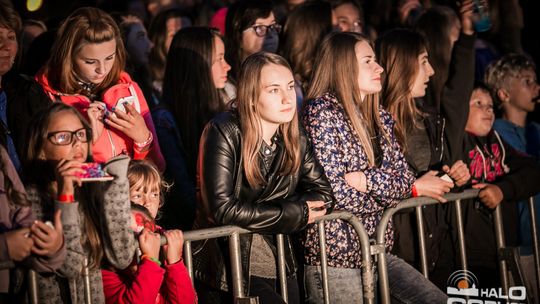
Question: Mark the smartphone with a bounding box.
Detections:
[310,201,333,211]
[77,163,114,182]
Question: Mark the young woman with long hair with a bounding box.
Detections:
[35,7,165,171]
[376,27,471,289]
[153,26,230,230]
[24,103,136,303]
[193,52,334,304]
[303,31,447,303]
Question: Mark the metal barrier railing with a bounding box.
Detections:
[375,189,479,303]
[180,211,376,304]
[26,190,540,304]
[375,189,540,303]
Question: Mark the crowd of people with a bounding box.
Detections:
[1,0,540,303]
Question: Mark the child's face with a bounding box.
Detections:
[130,183,160,219]
[40,111,89,162]
[74,40,117,85]
[466,88,494,136]
[505,69,539,113]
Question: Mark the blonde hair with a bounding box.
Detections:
[128,160,170,218]
[307,32,388,166]
[237,52,301,188]
[45,7,126,95]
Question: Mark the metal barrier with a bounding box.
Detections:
[180,211,376,304]
[375,190,540,303]
[375,189,479,303]
[25,190,540,303]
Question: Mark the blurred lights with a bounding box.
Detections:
[26,0,43,12]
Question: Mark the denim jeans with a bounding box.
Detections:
[304,253,448,304]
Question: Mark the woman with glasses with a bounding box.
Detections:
[152,27,231,231]
[23,102,136,303]
[35,7,165,171]
[225,0,282,80]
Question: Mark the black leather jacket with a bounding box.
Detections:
[193,110,335,293]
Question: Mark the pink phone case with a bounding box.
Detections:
[77,163,114,182]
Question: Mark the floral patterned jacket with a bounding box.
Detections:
[302,92,415,268]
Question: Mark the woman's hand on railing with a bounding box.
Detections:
[442,160,471,187]
[344,171,367,192]
[414,171,454,202]
[306,201,328,224]
[472,183,503,209]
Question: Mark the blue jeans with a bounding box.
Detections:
[304,254,447,303]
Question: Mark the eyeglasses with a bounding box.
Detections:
[47,128,89,146]
[245,23,282,37]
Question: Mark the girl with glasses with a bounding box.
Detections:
[23,103,136,303]
[193,52,334,304]
[225,0,281,81]
[35,7,165,172]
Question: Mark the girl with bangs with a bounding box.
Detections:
[24,103,136,303]
[302,31,447,303]
[35,7,165,172]
[193,52,334,304]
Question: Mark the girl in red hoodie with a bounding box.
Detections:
[101,160,196,304]
[35,7,165,171]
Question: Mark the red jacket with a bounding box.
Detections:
[101,259,197,304]
[35,71,165,171]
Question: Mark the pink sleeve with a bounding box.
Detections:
[132,82,166,172]
[162,261,197,304]
[102,259,165,304]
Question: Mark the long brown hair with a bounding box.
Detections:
[24,103,105,269]
[307,32,387,166]
[281,1,333,86]
[377,28,426,151]
[45,7,126,96]
[237,52,300,188]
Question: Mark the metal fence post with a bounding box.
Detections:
[229,232,244,301]
[276,234,288,303]
[28,269,38,304]
[415,206,429,278]
[493,205,509,294]
[83,257,92,304]
[317,221,330,304]
[529,196,540,294]
[454,199,468,272]
[184,240,194,282]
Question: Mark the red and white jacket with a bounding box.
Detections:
[36,71,165,171]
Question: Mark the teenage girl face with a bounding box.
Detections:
[126,20,153,67]
[0,26,18,77]
[74,40,116,84]
[130,180,160,219]
[355,41,384,100]
[241,12,279,57]
[40,111,89,163]
[411,51,435,98]
[165,17,182,52]
[211,36,231,89]
[257,63,296,132]
[465,88,494,137]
